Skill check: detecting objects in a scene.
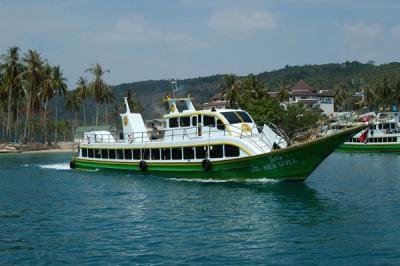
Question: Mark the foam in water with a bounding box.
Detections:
[167,177,279,184]
[38,163,71,170]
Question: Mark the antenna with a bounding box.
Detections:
[123,97,131,114]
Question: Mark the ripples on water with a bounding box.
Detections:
[1,152,400,265]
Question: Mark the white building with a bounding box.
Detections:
[287,80,334,114]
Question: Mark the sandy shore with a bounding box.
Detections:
[0,142,74,154]
[20,148,73,154]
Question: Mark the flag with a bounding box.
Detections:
[358,128,369,144]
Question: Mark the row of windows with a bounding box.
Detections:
[371,123,396,130]
[169,115,226,130]
[348,137,398,143]
[81,144,241,160]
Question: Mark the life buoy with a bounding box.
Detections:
[128,134,133,143]
[139,160,147,171]
[69,161,75,169]
[201,159,212,171]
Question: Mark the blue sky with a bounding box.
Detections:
[1,0,399,87]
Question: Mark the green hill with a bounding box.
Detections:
[109,61,400,119]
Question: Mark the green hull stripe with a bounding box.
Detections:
[337,143,400,153]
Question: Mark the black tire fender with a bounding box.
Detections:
[69,161,75,169]
[139,160,148,171]
[201,159,212,171]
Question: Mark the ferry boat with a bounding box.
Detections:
[337,112,400,152]
[70,97,365,181]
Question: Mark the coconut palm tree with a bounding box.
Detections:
[65,90,82,140]
[101,87,114,126]
[220,74,238,108]
[22,50,44,142]
[40,63,55,142]
[85,63,110,126]
[277,81,289,103]
[52,65,67,143]
[76,76,89,126]
[0,47,24,142]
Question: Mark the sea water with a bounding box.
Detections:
[0,152,399,265]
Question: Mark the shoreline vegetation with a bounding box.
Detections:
[1,46,400,154]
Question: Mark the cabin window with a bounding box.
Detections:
[378,124,383,130]
[378,138,382,143]
[198,114,202,124]
[172,147,182,160]
[116,149,124,159]
[161,148,171,160]
[151,149,160,160]
[391,123,396,129]
[124,149,132,160]
[225,145,240,157]
[169,118,178,128]
[101,149,108,159]
[183,147,194,159]
[109,149,116,159]
[203,116,215,127]
[142,149,150,160]
[132,149,141,160]
[82,148,87,157]
[180,117,190,127]
[210,145,223,158]
[192,116,197,126]
[237,111,253,123]
[221,112,242,124]
[216,119,225,130]
[383,138,388,143]
[196,146,208,159]
[393,137,398,142]
[88,148,94,158]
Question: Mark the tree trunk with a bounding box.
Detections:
[43,97,48,143]
[23,91,31,143]
[95,103,99,127]
[55,97,58,144]
[6,85,13,142]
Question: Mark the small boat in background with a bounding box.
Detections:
[70,95,365,181]
[337,112,400,153]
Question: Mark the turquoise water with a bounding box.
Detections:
[1,152,400,265]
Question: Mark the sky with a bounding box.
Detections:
[1,0,400,87]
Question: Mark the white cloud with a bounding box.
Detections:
[345,22,383,39]
[95,16,189,45]
[391,24,400,40]
[208,9,276,37]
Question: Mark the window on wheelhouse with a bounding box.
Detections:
[225,145,240,157]
[192,116,197,126]
[82,148,87,157]
[169,117,178,128]
[237,111,253,123]
[216,119,225,130]
[198,114,202,124]
[221,112,242,124]
[183,147,194,159]
[203,115,216,127]
[180,117,190,127]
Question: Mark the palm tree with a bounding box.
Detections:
[22,50,44,142]
[65,90,81,140]
[220,74,238,108]
[40,63,55,142]
[242,74,266,100]
[85,63,110,126]
[101,87,114,126]
[0,47,24,142]
[393,81,400,111]
[76,76,89,126]
[376,77,392,110]
[52,65,67,143]
[277,81,289,103]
